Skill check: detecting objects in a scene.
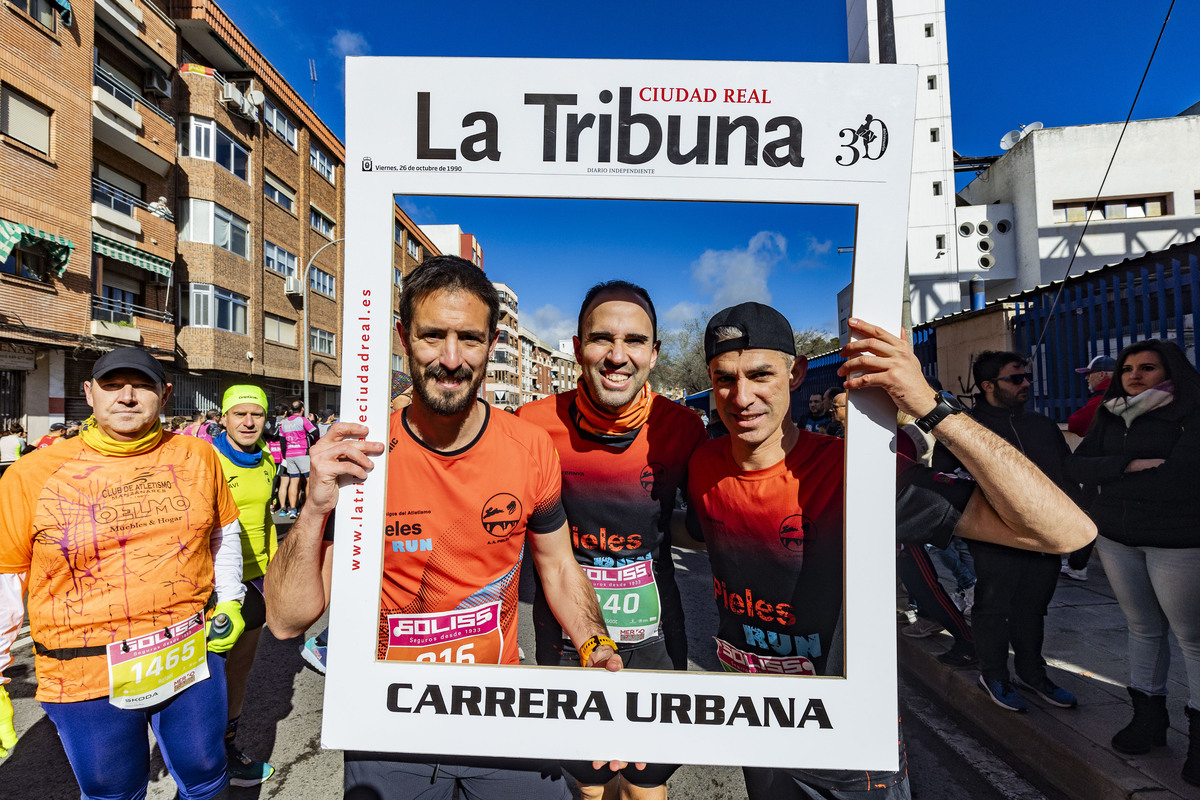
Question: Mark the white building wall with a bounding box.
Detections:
[420,224,465,260]
[847,0,961,323]
[958,116,1200,299]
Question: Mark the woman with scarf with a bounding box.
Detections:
[1067,339,1200,786]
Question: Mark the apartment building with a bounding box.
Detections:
[517,325,553,405]
[167,0,345,416]
[487,281,519,406]
[421,223,483,270]
[0,0,348,434]
[390,204,440,377]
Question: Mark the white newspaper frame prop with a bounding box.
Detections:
[330,56,916,771]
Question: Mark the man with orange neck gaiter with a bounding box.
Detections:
[519,281,707,800]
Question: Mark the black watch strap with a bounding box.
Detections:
[914,396,963,433]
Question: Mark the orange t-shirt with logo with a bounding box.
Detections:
[378,404,566,666]
[0,433,240,702]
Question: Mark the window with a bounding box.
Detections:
[392,354,404,372]
[395,222,404,246]
[264,312,296,346]
[930,128,940,143]
[406,237,419,259]
[1052,195,1170,223]
[1,86,51,154]
[179,199,250,259]
[0,246,47,282]
[264,240,297,276]
[262,99,297,148]
[11,0,55,30]
[932,181,942,196]
[92,163,143,217]
[310,144,335,184]
[186,284,247,334]
[393,266,404,287]
[310,266,335,297]
[310,206,334,238]
[935,234,946,250]
[926,75,937,90]
[924,23,934,37]
[1195,192,1200,215]
[311,327,336,355]
[263,172,295,212]
[182,117,248,181]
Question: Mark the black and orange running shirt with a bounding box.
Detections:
[378,403,566,667]
[688,432,845,676]
[519,391,706,661]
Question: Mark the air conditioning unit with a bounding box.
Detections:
[144,71,172,99]
[236,95,259,122]
[219,82,244,108]
[284,277,303,296]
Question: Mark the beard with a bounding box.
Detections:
[413,362,484,417]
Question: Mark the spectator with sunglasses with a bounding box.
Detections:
[933,351,1081,713]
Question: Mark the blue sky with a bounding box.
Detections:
[220,1,1193,344]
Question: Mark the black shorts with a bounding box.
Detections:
[241,578,266,631]
[555,641,680,788]
[344,751,572,800]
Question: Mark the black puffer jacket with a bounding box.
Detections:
[1066,395,1200,548]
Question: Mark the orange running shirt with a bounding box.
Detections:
[0,433,240,702]
[378,404,566,666]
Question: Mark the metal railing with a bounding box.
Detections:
[91,178,175,223]
[92,294,173,325]
[93,64,175,124]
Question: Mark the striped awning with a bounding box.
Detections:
[92,235,173,278]
[0,219,73,277]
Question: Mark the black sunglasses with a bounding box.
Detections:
[995,373,1034,385]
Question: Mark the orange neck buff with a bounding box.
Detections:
[573,379,653,436]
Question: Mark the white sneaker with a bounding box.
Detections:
[954,585,976,616]
[901,618,944,638]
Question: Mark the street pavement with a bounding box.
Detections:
[3,522,1196,798]
[900,552,1199,800]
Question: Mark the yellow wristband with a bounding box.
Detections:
[578,634,617,666]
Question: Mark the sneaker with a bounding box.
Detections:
[897,608,917,626]
[226,746,274,787]
[1017,676,1078,708]
[301,635,327,674]
[1061,567,1088,582]
[978,675,1028,712]
[901,617,944,639]
[937,642,978,667]
[288,508,299,519]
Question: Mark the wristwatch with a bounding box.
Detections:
[914,393,966,433]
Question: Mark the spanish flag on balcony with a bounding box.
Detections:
[0,219,73,277]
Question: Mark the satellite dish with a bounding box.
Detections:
[1000,129,1022,151]
[1023,121,1043,135]
[246,89,265,107]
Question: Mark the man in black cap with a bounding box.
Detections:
[0,346,246,799]
[33,422,67,450]
[686,303,1095,800]
[1067,354,1116,438]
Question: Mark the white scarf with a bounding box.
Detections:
[1103,380,1174,427]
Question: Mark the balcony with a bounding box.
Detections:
[92,65,174,176]
[90,294,174,350]
[91,178,175,249]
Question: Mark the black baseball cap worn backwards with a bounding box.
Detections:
[92,347,166,385]
[704,302,796,363]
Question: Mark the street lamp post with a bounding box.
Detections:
[302,237,344,414]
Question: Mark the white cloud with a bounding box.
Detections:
[664,301,704,327]
[528,304,576,349]
[330,30,371,58]
[805,236,834,256]
[690,230,787,309]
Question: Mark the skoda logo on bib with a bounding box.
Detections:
[481,493,522,540]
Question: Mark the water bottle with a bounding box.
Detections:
[209,613,232,641]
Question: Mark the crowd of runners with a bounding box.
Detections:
[0,255,1107,800]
